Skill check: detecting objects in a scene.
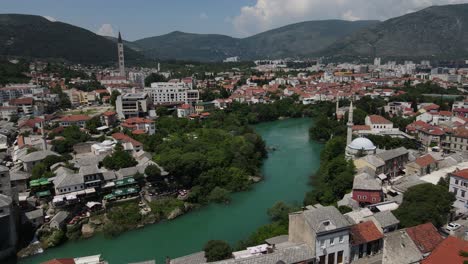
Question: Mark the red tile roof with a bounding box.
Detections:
[58,115,91,122]
[423,104,440,111]
[9,97,33,105]
[406,223,443,254]
[102,111,116,117]
[415,154,437,167]
[451,168,468,180]
[41,259,75,264]
[454,127,468,139]
[111,133,142,147]
[352,125,371,131]
[350,221,383,246]
[421,236,468,264]
[368,115,392,124]
[132,129,146,135]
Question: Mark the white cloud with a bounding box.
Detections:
[96,23,115,37]
[43,16,57,22]
[232,0,468,36]
[199,12,209,20]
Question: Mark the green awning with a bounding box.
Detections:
[112,187,139,197]
[114,177,136,187]
[36,190,51,197]
[30,178,51,187]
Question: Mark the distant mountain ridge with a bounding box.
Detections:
[133,20,379,61]
[320,4,468,60]
[2,4,468,63]
[0,14,143,64]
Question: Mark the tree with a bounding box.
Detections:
[394,183,455,228]
[145,164,161,178]
[207,187,230,203]
[203,240,232,262]
[267,202,298,224]
[110,90,121,107]
[102,148,138,170]
[85,117,102,134]
[144,73,167,86]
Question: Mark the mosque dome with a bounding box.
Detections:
[348,137,376,150]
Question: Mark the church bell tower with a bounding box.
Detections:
[117,31,125,77]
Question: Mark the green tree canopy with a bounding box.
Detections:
[203,240,232,262]
[394,183,455,228]
[102,148,138,170]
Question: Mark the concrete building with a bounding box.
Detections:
[0,194,17,260]
[289,205,351,264]
[19,150,60,172]
[442,127,468,153]
[58,115,91,128]
[145,82,199,105]
[365,115,395,133]
[449,168,468,214]
[352,172,382,205]
[349,221,383,262]
[115,93,151,119]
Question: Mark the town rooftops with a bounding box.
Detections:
[453,127,468,138]
[353,173,382,191]
[112,133,143,147]
[350,221,383,246]
[21,150,60,163]
[376,147,408,162]
[303,206,351,234]
[421,236,468,264]
[58,115,91,122]
[373,211,399,229]
[368,115,392,124]
[415,154,437,167]
[406,222,443,254]
[10,97,33,105]
[383,230,423,264]
[451,168,468,180]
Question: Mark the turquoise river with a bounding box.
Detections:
[20,117,322,264]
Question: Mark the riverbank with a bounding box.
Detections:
[19,118,322,264]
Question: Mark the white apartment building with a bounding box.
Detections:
[144,82,199,105]
[115,93,151,119]
[449,169,468,214]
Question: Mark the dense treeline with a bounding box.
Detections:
[304,136,355,205]
[0,59,30,85]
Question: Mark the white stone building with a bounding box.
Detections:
[449,168,468,214]
[144,82,199,105]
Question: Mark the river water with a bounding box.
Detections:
[20,118,322,264]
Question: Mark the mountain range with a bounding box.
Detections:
[1,4,468,63]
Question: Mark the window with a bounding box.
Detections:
[453,188,458,196]
[330,238,335,245]
[462,190,466,198]
[320,240,326,248]
[339,236,344,243]
[456,179,459,185]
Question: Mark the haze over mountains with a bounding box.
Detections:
[1,3,468,63]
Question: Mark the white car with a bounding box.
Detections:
[446,222,461,232]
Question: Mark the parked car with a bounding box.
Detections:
[446,222,461,232]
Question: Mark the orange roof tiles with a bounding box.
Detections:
[451,168,468,180]
[406,223,443,254]
[421,236,468,264]
[111,133,142,147]
[415,154,437,167]
[350,221,383,246]
[352,125,371,131]
[58,115,91,122]
[368,115,392,124]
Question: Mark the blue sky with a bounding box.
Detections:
[2,0,254,40]
[3,0,468,40]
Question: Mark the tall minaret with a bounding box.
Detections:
[335,99,339,119]
[347,101,354,146]
[117,32,125,77]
